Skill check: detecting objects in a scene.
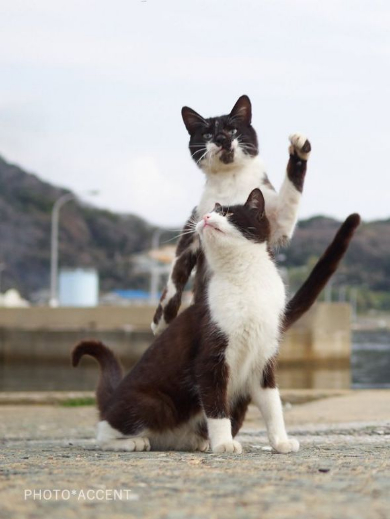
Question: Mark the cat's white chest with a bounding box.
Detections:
[207,254,285,398]
[197,158,266,217]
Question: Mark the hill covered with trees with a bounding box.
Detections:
[0,154,389,309]
[0,155,155,298]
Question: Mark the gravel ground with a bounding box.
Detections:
[0,391,389,519]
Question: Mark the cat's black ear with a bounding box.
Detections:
[181,107,207,134]
[245,188,265,217]
[229,95,252,125]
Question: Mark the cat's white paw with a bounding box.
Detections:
[289,133,311,160]
[212,440,243,454]
[132,437,151,452]
[101,437,151,452]
[195,439,210,452]
[272,438,300,454]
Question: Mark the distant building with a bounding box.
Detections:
[59,268,99,307]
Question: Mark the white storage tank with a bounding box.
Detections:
[58,268,99,307]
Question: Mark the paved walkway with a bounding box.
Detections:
[0,391,389,519]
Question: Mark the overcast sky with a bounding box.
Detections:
[0,0,389,226]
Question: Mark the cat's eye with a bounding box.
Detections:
[230,129,238,136]
[214,203,222,213]
[203,133,213,140]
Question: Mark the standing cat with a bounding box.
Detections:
[73,190,360,454]
[152,95,311,335]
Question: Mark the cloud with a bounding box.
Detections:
[0,0,389,224]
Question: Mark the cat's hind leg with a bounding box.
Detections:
[96,420,151,452]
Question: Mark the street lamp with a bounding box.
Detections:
[49,191,98,307]
[0,263,5,294]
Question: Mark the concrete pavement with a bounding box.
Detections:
[0,390,389,519]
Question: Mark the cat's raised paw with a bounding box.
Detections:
[212,440,243,454]
[272,438,300,454]
[289,133,311,161]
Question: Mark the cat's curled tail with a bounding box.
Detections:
[72,340,122,414]
[283,213,361,332]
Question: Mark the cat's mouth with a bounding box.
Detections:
[218,148,235,165]
[203,222,223,233]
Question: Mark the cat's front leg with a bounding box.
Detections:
[196,353,242,454]
[151,210,199,336]
[207,418,242,453]
[287,133,311,192]
[151,246,198,335]
[269,134,311,247]
[253,387,299,453]
[252,363,299,454]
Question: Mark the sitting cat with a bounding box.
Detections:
[73,190,360,454]
[152,95,312,336]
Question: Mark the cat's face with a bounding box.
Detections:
[196,188,270,248]
[182,95,258,172]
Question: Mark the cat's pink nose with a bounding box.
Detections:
[203,215,211,222]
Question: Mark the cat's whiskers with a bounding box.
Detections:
[236,135,257,151]
[191,148,206,158]
[162,229,196,244]
[240,143,257,150]
[187,219,199,228]
[197,149,209,164]
[237,138,257,152]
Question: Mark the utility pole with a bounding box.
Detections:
[50,191,98,307]
[0,263,5,293]
[50,193,76,307]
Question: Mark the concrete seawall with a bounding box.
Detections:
[0,302,351,364]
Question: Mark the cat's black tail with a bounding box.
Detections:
[72,340,123,414]
[283,213,361,332]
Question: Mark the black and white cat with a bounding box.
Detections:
[152,95,312,336]
[72,191,360,454]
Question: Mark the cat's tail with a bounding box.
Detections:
[72,340,123,414]
[283,213,361,332]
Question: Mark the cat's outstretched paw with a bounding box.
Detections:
[100,437,151,452]
[289,133,311,161]
[212,440,243,454]
[272,438,300,454]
